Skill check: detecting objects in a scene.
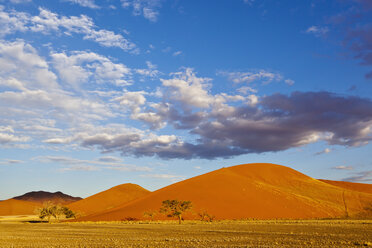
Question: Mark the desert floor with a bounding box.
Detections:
[0,219,371,247]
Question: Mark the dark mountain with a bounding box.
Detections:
[13,191,82,205]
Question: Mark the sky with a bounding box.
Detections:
[1,0,372,200]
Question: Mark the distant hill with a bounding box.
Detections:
[319,179,372,195]
[77,163,372,221]
[0,199,41,216]
[13,191,82,205]
[68,183,150,216]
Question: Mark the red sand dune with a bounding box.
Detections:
[13,191,82,205]
[319,179,372,195]
[78,163,372,221]
[68,183,150,216]
[0,199,41,216]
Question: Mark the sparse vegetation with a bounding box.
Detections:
[160,200,192,224]
[197,209,215,222]
[122,217,138,221]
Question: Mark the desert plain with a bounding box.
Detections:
[0,219,371,248]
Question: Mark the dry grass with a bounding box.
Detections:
[0,219,371,247]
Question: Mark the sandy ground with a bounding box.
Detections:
[0,219,371,247]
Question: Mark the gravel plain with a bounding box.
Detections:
[0,220,371,247]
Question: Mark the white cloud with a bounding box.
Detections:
[35,155,151,172]
[121,0,162,22]
[237,86,257,94]
[332,165,354,170]
[135,61,161,80]
[0,159,23,165]
[0,40,59,90]
[114,91,147,113]
[51,51,132,88]
[0,40,116,147]
[173,51,182,56]
[306,26,329,37]
[219,70,284,84]
[60,165,100,172]
[0,6,137,52]
[161,68,214,108]
[0,132,30,144]
[140,173,184,182]
[285,79,295,86]
[9,0,31,3]
[315,148,331,155]
[63,0,100,9]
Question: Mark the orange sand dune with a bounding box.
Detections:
[0,199,41,216]
[79,163,372,221]
[319,179,372,195]
[68,183,150,216]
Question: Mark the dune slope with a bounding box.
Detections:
[0,199,41,216]
[79,163,372,221]
[68,183,150,216]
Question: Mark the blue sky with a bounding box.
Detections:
[1,0,372,199]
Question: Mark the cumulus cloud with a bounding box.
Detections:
[135,61,161,80]
[0,6,137,52]
[161,68,213,108]
[0,40,116,147]
[114,91,147,113]
[0,132,29,144]
[121,0,162,22]
[51,51,132,88]
[83,69,372,159]
[0,125,30,145]
[2,39,372,160]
